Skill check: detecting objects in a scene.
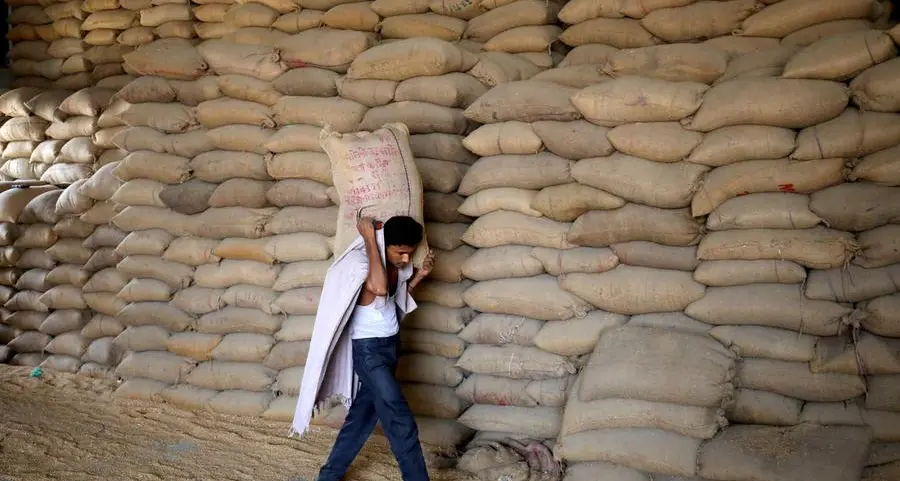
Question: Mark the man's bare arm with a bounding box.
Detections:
[359,217,387,297]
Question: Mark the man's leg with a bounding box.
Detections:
[316,341,380,481]
[356,335,429,481]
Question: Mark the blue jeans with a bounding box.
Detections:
[317,334,429,481]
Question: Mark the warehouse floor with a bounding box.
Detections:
[0,366,473,481]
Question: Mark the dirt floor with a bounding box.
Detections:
[0,365,475,481]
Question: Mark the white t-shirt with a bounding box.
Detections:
[345,238,414,340]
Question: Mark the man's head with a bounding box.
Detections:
[383,215,423,268]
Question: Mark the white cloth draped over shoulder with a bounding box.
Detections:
[290,228,417,438]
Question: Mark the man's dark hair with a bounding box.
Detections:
[383,216,423,248]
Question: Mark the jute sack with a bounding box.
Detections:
[482,25,562,54]
[568,204,703,247]
[83,268,129,294]
[206,125,273,155]
[263,340,311,369]
[190,207,278,239]
[110,179,165,207]
[706,192,823,231]
[710,325,816,362]
[458,153,572,197]
[781,18,873,47]
[222,285,280,315]
[783,30,896,81]
[461,246,544,281]
[561,462,653,481]
[114,325,170,352]
[534,310,627,357]
[185,360,275,392]
[210,333,275,363]
[403,303,474,335]
[266,152,333,184]
[735,0,875,38]
[531,184,625,222]
[378,13,467,42]
[116,255,193,288]
[113,127,215,158]
[859,294,900,340]
[700,424,871,481]
[606,122,703,163]
[579,326,734,407]
[274,96,368,133]
[413,279,472,308]
[684,284,852,336]
[691,157,845,217]
[458,188,542,218]
[466,0,557,41]
[684,78,849,132]
[8,331,51,353]
[115,351,196,384]
[557,0,624,25]
[727,387,802,426]
[606,44,728,84]
[850,144,900,187]
[394,73,486,109]
[462,122,542,157]
[555,428,700,477]
[850,57,900,113]
[275,315,316,342]
[348,37,476,81]
[402,383,469,420]
[430,245,473,283]
[117,278,174,302]
[456,375,571,409]
[334,77,397,108]
[457,344,576,380]
[217,74,282,106]
[717,44,801,84]
[208,179,272,208]
[40,310,89,336]
[321,122,427,265]
[46,238,92,264]
[572,155,707,209]
[196,307,282,335]
[463,274,591,321]
[558,18,661,48]
[278,29,376,71]
[194,260,278,289]
[793,109,900,161]
[197,40,287,81]
[558,44,618,67]
[400,329,466,358]
[397,353,465,387]
[693,260,807,287]
[570,75,707,126]
[272,260,330,291]
[610,242,698,271]
[171,287,226,315]
[529,65,612,89]
[805,264,900,303]
[208,390,274,417]
[865,375,900,412]
[698,227,857,270]
[811,332,900,376]
[272,69,339,97]
[855,224,900,268]
[163,237,220,266]
[266,179,332,208]
[561,267,705,316]
[115,229,173,258]
[531,246,619,276]
[457,312,543,346]
[458,405,562,440]
[463,80,581,124]
[640,0,760,42]
[322,3,379,32]
[810,183,900,232]
[562,374,725,439]
[359,102,468,135]
[196,98,275,129]
[461,211,575,249]
[467,51,542,88]
[119,102,198,133]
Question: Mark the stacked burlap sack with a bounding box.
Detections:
[450,13,900,480]
[7,0,81,89]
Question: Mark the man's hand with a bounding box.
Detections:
[417,248,434,279]
[357,216,377,240]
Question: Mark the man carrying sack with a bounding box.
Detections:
[291,123,433,481]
